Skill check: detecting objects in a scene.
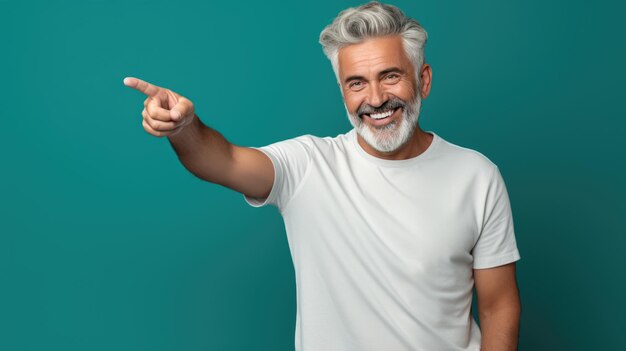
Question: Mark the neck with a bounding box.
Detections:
[357,126,434,160]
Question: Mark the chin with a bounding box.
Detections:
[347,105,421,153]
[345,93,423,153]
[363,121,415,153]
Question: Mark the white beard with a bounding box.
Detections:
[346,93,422,153]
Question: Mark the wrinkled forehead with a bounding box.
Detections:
[337,35,413,80]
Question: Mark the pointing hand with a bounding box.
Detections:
[123,77,195,137]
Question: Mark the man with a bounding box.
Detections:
[123,2,521,350]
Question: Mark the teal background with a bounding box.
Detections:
[1,0,624,350]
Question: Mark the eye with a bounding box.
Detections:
[348,81,365,91]
[384,73,401,83]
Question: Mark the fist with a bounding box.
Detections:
[123,77,195,137]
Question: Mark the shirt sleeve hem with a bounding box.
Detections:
[473,250,521,269]
[242,147,280,208]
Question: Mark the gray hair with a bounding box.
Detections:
[319,1,428,87]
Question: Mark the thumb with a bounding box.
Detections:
[170,97,194,121]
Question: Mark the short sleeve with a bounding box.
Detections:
[243,135,314,211]
[472,165,521,269]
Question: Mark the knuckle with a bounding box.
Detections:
[145,118,158,131]
[145,104,155,116]
[142,119,152,134]
[150,120,161,130]
[142,109,175,138]
[144,121,163,137]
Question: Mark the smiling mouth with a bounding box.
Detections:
[360,107,401,121]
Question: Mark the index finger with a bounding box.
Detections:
[123,76,160,97]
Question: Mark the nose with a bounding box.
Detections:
[366,82,388,108]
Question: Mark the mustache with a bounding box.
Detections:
[356,97,406,116]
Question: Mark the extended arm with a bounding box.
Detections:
[474,262,521,351]
[168,115,274,198]
[124,76,274,199]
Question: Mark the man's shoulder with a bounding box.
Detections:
[255,130,352,162]
[297,129,352,143]
[278,129,352,152]
[436,134,499,176]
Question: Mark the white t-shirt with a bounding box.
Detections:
[243,128,520,351]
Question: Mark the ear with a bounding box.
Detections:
[419,63,432,99]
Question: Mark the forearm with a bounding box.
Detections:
[167,114,234,185]
[479,304,520,351]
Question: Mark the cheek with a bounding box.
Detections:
[344,94,363,114]
[390,81,417,100]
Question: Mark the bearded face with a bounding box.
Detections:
[337,36,424,154]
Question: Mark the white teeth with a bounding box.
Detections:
[370,109,395,120]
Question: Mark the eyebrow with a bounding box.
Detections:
[343,67,405,84]
[379,67,404,76]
